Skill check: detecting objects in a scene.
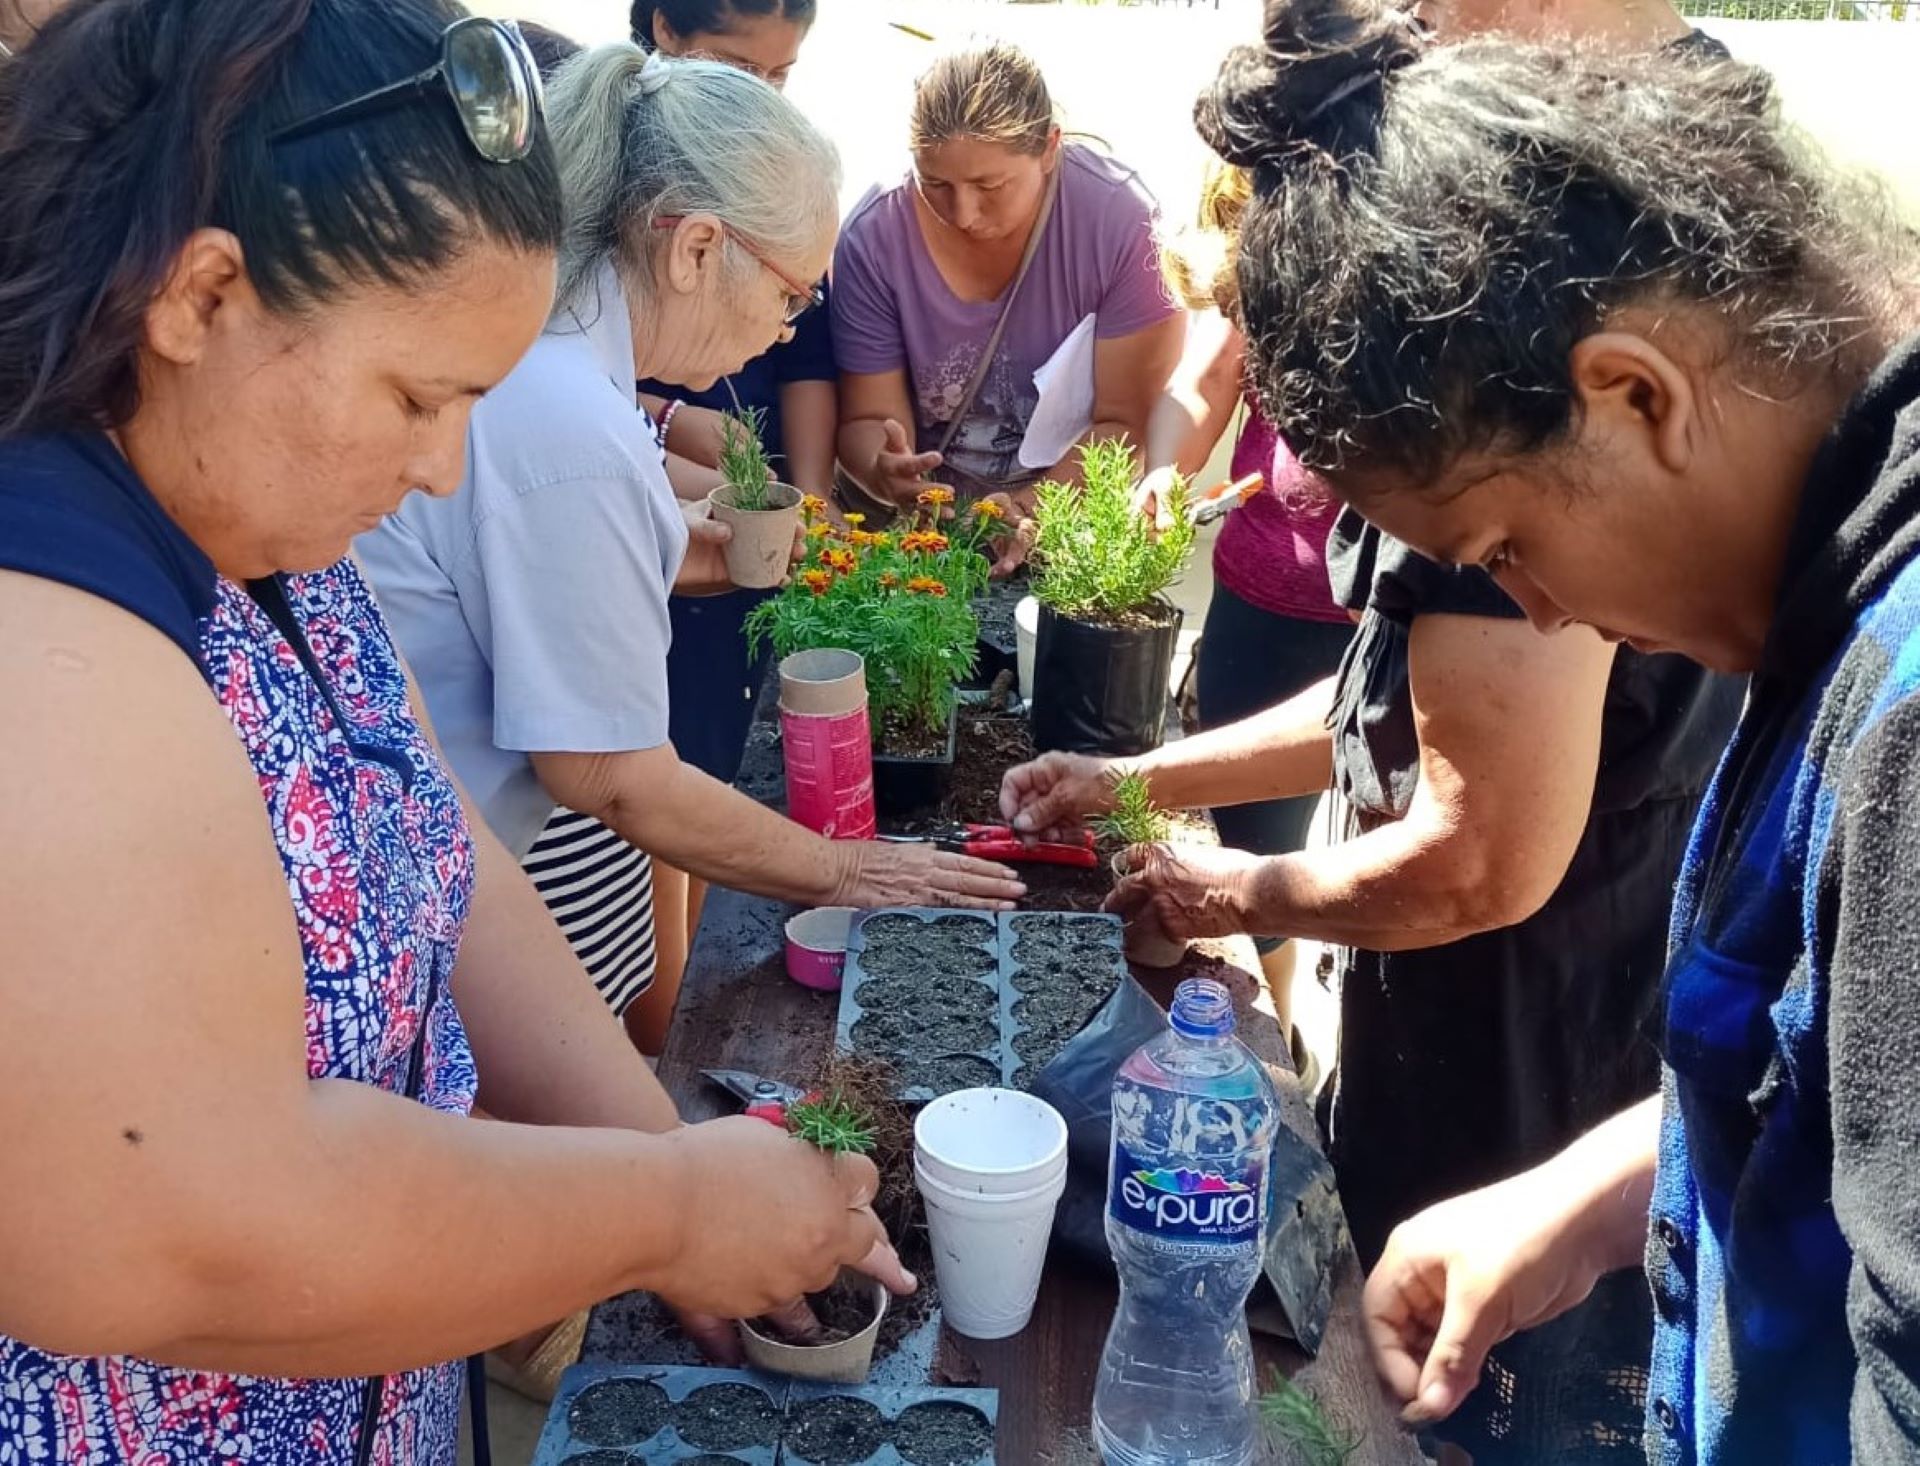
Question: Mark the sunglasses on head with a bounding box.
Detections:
[271,16,543,164]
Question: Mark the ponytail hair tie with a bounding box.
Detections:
[636,48,673,96]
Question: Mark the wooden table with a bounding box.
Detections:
[586,707,1427,1466]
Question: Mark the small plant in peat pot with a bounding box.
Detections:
[1093,771,1187,970]
[747,493,997,815]
[707,406,804,590]
[1028,440,1196,756]
[739,1089,893,1384]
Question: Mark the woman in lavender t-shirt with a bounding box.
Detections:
[832,41,1184,512]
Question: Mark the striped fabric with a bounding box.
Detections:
[522,807,656,1016]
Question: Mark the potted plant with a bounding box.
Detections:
[1028,440,1196,755]
[707,406,804,590]
[1092,770,1187,969]
[746,491,998,815]
[739,1090,892,1384]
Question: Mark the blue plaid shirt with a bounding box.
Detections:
[1647,345,1920,1464]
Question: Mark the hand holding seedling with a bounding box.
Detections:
[658,1115,917,1323]
[674,503,737,595]
[1104,841,1267,942]
[999,750,1123,840]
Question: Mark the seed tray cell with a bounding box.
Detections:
[779,1385,999,1466]
[533,1364,789,1466]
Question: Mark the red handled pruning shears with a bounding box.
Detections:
[1191,472,1265,526]
[703,1068,809,1127]
[877,823,1098,869]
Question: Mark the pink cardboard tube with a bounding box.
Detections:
[779,649,877,841]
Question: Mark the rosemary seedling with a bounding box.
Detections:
[1258,1373,1359,1466]
[785,1090,878,1157]
[1093,769,1172,847]
[718,406,776,510]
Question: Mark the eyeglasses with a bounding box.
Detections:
[270,17,543,165]
[653,215,824,325]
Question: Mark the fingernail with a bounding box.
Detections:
[902,1269,918,1290]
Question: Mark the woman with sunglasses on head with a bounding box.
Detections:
[358,46,1023,1046]
[0,3,915,1461]
[1201,0,1920,1460]
[833,40,1185,528]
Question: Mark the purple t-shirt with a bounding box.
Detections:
[832,145,1178,497]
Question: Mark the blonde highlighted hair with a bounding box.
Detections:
[909,40,1057,156]
[1160,158,1251,316]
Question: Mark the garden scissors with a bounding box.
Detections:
[1190,472,1266,526]
[877,823,1098,869]
[703,1068,808,1125]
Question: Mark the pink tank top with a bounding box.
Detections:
[1210,403,1347,624]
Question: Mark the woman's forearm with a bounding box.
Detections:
[20,1083,688,1378]
[778,380,839,499]
[837,418,891,496]
[452,810,679,1134]
[1129,676,1336,812]
[1533,1095,1661,1275]
[543,746,851,907]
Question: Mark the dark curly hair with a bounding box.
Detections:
[1195,0,1912,485]
[0,0,564,439]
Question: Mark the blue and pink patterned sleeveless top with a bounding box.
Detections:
[0,438,478,1464]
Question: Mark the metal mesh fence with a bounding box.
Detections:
[1679,0,1920,17]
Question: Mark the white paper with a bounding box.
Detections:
[1017,313,1098,470]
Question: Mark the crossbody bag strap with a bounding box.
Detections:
[934,161,1062,460]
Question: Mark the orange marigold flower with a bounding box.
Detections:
[906,576,948,597]
[843,512,866,527]
[805,521,832,540]
[878,572,901,590]
[799,494,828,519]
[901,530,950,555]
[971,498,1007,521]
[849,529,883,548]
[822,548,857,575]
[799,568,833,596]
[917,486,955,507]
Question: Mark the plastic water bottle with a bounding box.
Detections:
[1093,978,1279,1466]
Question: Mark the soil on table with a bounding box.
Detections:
[782,1396,890,1464]
[673,1383,783,1451]
[894,708,1113,913]
[891,1401,997,1466]
[565,1378,671,1447]
[856,922,997,979]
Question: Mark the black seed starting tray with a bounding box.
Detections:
[836,908,1125,1101]
[533,1365,998,1465]
[535,1365,786,1465]
[780,1385,1000,1466]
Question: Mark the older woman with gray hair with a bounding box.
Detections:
[360,46,1026,1050]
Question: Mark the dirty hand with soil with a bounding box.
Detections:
[997,749,1127,841]
[660,1116,918,1321]
[829,837,1027,910]
[1105,842,1268,942]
